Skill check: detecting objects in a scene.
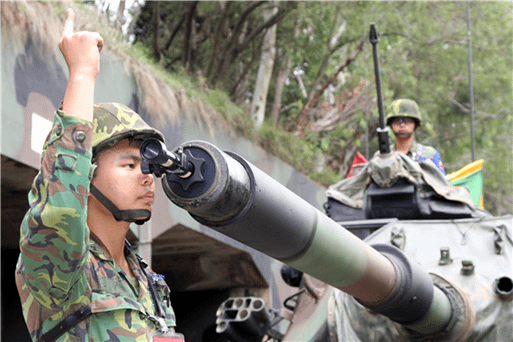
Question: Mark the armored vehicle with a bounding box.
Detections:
[139,134,512,342]
[138,24,512,342]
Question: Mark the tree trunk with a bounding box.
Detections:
[230,46,260,104]
[126,0,142,39]
[163,16,184,54]
[205,1,232,79]
[211,1,266,87]
[270,55,292,125]
[183,1,199,70]
[295,73,308,98]
[116,0,126,31]
[251,2,278,127]
[270,17,301,126]
[307,11,342,101]
[152,3,160,61]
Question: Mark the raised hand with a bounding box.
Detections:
[59,8,104,122]
[58,8,104,80]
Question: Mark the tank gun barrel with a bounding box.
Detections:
[143,140,459,336]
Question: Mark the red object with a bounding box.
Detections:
[153,337,184,342]
[347,152,368,178]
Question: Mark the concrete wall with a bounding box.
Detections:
[1,4,327,341]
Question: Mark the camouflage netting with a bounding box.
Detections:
[326,152,476,209]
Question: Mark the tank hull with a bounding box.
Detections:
[316,215,513,342]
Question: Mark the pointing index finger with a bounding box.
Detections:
[62,8,75,36]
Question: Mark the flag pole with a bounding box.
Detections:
[467,0,476,162]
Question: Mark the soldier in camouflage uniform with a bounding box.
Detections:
[16,9,182,342]
[385,99,445,175]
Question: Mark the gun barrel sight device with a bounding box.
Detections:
[140,138,195,178]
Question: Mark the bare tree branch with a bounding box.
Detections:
[312,81,373,134]
[163,16,184,53]
[431,98,505,144]
[211,1,267,86]
[205,1,233,79]
[279,101,300,115]
[287,38,366,135]
[238,1,296,52]
[448,97,501,119]
[126,0,142,38]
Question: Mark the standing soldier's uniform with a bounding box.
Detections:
[389,141,445,175]
[16,104,177,342]
[385,99,445,175]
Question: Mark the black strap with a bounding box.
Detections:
[37,304,92,342]
[137,255,166,319]
[90,184,151,225]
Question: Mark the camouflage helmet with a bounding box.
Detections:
[386,99,422,127]
[92,103,164,155]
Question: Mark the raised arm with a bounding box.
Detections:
[59,8,103,122]
[17,9,104,310]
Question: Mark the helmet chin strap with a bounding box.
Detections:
[394,126,416,138]
[89,184,151,225]
[394,132,413,137]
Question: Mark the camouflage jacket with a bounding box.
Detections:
[15,110,176,342]
[390,141,445,175]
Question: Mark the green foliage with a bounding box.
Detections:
[309,168,341,187]
[98,1,512,213]
[203,89,256,137]
[52,2,66,17]
[257,123,323,175]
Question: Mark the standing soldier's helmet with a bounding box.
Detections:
[91,103,165,225]
[386,99,422,128]
[92,103,164,156]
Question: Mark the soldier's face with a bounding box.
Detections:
[391,117,416,136]
[91,139,155,215]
